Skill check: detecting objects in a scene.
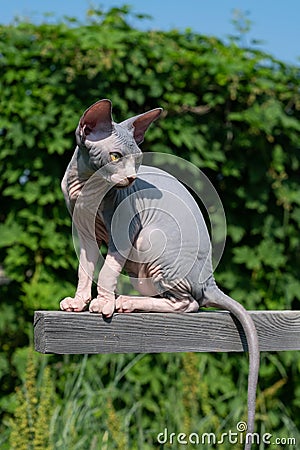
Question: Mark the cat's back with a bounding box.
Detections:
[120,164,210,246]
[132,165,205,225]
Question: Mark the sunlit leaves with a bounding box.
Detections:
[0,5,299,329]
[1,7,300,445]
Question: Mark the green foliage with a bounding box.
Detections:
[2,351,299,450]
[8,349,55,450]
[0,5,300,449]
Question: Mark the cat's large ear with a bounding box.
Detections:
[76,99,113,144]
[120,108,163,145]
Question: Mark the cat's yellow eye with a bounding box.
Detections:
[110,152,121,162]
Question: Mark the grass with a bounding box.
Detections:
[1,349,300,449]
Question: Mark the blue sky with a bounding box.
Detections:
[1,0,300,65]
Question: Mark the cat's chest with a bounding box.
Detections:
[105,186,157,224]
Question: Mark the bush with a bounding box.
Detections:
[1,6,300,448]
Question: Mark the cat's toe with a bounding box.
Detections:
[89,298,105,313]
[116,295,134,313]
[60,297,74,311]
[90,293,116,317]
[60,296,88,312]
[102,301,115,317]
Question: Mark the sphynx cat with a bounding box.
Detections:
[60,99,259,449]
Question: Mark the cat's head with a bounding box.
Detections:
[76,99,162,187]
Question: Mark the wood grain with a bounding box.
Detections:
[34,310,300,354]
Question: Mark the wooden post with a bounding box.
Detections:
[34,310,300,354]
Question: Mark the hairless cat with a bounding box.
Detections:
[60,99,259,449]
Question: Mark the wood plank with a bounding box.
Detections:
[34,310,300,354]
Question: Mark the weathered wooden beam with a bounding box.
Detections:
[34,310,300,355]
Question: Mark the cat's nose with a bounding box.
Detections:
[126,176,136,185]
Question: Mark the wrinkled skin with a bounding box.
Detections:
[60,99,259,449]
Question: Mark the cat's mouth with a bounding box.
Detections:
[115,176,137,188]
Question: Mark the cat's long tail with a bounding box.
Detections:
[201,281,259,450]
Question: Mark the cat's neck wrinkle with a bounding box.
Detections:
[64,147,97,208]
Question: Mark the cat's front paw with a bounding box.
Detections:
[89,292,116,317]
[60,296,90,312]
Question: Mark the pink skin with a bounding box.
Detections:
[60,100,259,449]
[60,294,199,315]
[116,295,199,313]
[60,252,121,317]
[60,99,164,318]
[60,247,200,315]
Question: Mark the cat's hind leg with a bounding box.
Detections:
[116,295,199,313]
